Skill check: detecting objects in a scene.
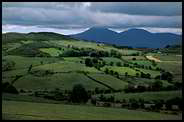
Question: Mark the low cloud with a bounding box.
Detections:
[2,2,182,34]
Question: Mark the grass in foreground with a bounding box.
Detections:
[2,100,182,120]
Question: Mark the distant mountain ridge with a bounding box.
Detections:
[2,32,73,44]
[2,28,181,48]
[70,27,182,48]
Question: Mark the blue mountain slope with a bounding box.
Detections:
[71,27,182,48]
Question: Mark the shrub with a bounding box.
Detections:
[109,70,114,75]
[129,98,139,109]
[110,62,114,66]
[105,68,109,74]
[99,94,106,101]
[85,58,93,67]
[160,71,173,82]
[91,96,97,105]
[2,82,19,94]
[116,62,122,66]
[125,72,128,77]
[151,80,163,91]
[136,73,139,77]
[70,84,88,103]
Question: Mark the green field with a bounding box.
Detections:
[33,61,102,73]
[96,90,182,103]
[102,57,124,64]
[2,32,182,120]
[13,73,108,91]
[102,66,138,76]
[39,48,63,57]
[122,56,146,61]
[130,60,152,66]
[2,100,182,120]
[134,68,161,78]
[88,73,128,90]
[3,55,61,69]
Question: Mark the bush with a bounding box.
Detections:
[151,80,163,91]
[160,71,173,82]
[85,58,93,67]
[70,84,89,103]
[110,62,114,66]
[116,62,122,66]
[105,68,109,74]
[109,70,114,75]
[91,96,97,105]
[132,58,136,60]
[125,72,128,77]
[2,82,19,94]
[136,73,139,77]
[129,98,139,109]
[114,71,119,78]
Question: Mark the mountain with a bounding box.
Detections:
[70,27,119,44]
[70,27,182,48]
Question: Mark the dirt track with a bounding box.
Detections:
[146,56,162,62]
[146,56,182,63]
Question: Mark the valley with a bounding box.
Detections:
[2,32,182,120]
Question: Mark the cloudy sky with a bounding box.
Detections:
[2,2,182,35]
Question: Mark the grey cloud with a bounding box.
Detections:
[89,2,182,16]
[2,2,182,30]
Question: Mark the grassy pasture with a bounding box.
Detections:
[2,100,182,120]
[39,48,63,57]
[21,40,34,44]
[13,73,107,91]
[88,73,128,90]
[3,43,22,52]
[2,93,62,104]
[102,66,138,76]
[102,57,124,64]
[130,60,152,66]
[122,56,146,61]
[63,57,84,63]
[33,61,102,73]
[3,55,61,70]
[119,49,141,55]
[120,77,172,87]
[134,68,161,78]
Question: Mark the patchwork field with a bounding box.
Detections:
[2,32,182,120]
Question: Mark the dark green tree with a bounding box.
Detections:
[70,84,89,103]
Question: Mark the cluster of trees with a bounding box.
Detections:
[133,63,153,70]
[110,49,122,58]
[2,82,19,94]
[124,79,180,93]
[94,95,182,111]
[85,58,106,69]
[33,84,90,104]
[124,80,164,93]
[111,44,133,49]
[155,71,173,82]
[94,87,115,94]
[140,72,151,79]
[59,46,111,57]
[104,68,120,78]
